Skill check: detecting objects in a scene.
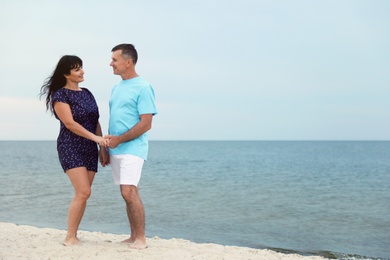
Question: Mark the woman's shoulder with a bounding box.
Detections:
[51,88,69,104]
[81,87,94,95]
[53,87,66,97]
[80,87,98,102]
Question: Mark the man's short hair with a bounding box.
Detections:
[112,43,138,64]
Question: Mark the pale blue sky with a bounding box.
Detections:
[0,0,389,140]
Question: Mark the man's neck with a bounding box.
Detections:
[121,71,139,80]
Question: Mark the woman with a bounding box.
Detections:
[40,55,108,246]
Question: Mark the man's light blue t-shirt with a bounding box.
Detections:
[108,76,157,160]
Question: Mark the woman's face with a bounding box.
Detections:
[65,66,84,84]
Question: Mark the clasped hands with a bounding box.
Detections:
[96,135,120,149]
[97,135,120,167]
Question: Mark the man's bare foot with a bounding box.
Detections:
[129,239,147,250]
[63,237,80,246]
[121,237,135,244]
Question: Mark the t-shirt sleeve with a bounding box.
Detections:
[52,89,69,105]
[138,85,158,115]
[51,89,70,119]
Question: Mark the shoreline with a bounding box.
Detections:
[0,222,326,259]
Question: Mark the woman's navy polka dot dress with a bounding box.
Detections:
[52,88,99,173]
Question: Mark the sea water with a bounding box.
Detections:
[0,141,389,259]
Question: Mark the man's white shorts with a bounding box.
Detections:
[110,154,144,186]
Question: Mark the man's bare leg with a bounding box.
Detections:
[121,204,137,243]
[120,185,147,249]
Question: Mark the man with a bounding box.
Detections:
[104,43,157,249]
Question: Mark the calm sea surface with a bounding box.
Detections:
[0,141,389,259]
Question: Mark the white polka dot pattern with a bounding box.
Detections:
[52,87,99,173]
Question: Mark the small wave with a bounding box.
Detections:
[266,247,389,260]
[329,251,389,260]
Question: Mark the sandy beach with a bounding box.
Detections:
[0,222,326,260]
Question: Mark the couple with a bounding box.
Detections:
[39,44,158,249]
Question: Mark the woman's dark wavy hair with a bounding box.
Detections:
[39,55,82,114]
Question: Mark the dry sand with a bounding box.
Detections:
[0,222,326,259]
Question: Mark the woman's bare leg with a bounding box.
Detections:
[64,167,96,246]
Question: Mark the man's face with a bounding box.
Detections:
[110,50,128,75]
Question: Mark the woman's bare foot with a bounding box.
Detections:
[63,237,80,246]
[129,239,147,250]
